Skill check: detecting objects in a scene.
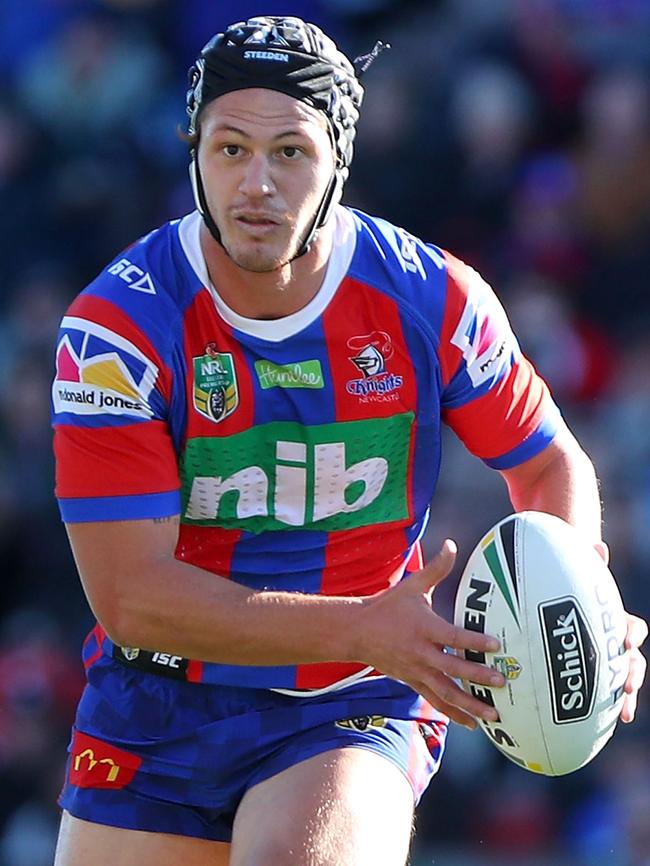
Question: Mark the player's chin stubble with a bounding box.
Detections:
[225,230,301,275]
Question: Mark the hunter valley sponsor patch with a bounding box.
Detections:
[255,359,324,389]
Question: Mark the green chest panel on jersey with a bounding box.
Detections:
[180,413,413,532]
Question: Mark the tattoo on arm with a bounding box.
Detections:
[152,516,181,525]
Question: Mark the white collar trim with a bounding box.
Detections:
[178,206,356,342]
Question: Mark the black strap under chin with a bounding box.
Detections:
[191,151,341,263]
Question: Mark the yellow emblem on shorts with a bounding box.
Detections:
[335,715,387,732]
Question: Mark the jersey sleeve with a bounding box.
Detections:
[437,251,562,469]
[52,292,182,522]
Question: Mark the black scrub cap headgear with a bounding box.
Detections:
[185,16,389,256]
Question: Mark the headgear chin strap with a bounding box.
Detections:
[185,16,388,263]
[188,143,342,263]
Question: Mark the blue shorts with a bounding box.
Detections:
[59,655,448,842]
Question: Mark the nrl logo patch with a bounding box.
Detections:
[494,655,523,680]
[193,343,238,423]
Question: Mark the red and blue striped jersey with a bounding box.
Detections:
[52,206,561,691]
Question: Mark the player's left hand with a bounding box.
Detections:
[594,540,647,723]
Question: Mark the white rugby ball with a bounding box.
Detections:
[453,511,629,776]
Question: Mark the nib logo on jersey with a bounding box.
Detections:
[346,331,403,402]
[53,317,157,419]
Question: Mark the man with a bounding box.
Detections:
[51,16,646,866]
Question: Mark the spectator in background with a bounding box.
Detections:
[505,273,616,404]
[565,739,650,866]
[0,610,83,866]
[0,100,56,284]
[504,154,587,287]
[16,11,168,151]
[574,68,650,337]
[0,0,84,81]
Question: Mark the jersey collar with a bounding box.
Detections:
[178,206,356,342]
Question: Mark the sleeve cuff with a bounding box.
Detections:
[58,490,182,522]
[483,408,562,470]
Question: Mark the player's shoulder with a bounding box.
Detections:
[72,213,202,322]
[344,207,489,333]
[347,208,445,281]
[62,213,205,359]
[351,206,503,297]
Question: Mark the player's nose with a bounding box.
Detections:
[239,154,276,198]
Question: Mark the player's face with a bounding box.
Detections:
[197,89,336,272]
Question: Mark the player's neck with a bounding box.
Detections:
[199,221,334,320]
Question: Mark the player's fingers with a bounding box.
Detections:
[410,540,457,596]
[620,691,639,724]
[424,671,499,724]
[433,646,505,689]
[432,614,500,656]
[620,649,646,724]
[593,540,609,565]
[624,648,647,695]
[625,613,649,651]
[412,681,478,730]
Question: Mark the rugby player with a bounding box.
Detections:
[51,16,647,866]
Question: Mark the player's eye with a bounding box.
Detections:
[222,144,241,157]
[281,145,301,159]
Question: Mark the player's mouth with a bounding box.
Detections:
[234,213,282,234]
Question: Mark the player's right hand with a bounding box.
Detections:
[355,539,506,729]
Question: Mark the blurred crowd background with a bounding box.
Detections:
[1,0,650,864]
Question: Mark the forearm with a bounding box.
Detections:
[68,517,368,665]
[114,557,366,665]
[501,428,603,542]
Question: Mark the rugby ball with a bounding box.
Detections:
[453,511,628,776]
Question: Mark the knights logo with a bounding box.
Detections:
[494,655,523,680]
[345,331,403,400]
[347,331,393,378]
[193,344,238,423]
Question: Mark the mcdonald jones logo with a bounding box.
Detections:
[69,730,142,789]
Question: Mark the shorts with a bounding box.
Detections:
[59,654,448,843]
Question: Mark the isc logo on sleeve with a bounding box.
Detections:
[53,317,158,419]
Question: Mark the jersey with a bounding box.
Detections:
[52,206,561,692]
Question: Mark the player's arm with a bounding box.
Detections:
[67,515,364,666]
[436,250,646,722]
[499,429,647,723]
[498,423,602,543]
[66,517,502,728]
